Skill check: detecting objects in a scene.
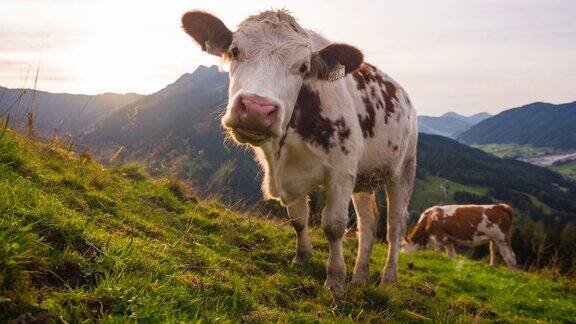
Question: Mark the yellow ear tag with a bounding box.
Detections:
[328,63,345,81]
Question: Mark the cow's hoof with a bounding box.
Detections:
[350,273,368,287]
[324,278,345,296]
[292,255,310,265]
[292,250,312,264]
[380,271,397,285]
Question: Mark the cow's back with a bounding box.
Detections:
[428,204,513,245]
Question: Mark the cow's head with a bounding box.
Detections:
[401,237,425,253]
[181,10,363,146]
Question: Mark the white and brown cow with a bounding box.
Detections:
[402,204,517,268]
[181,10,417,294]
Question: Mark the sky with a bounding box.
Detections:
[0,0,575,116]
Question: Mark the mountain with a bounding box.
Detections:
[3,129,575,322]
[457,101,576,149]
[81,65,262,203]
[0,86,142,136]
[418,115,472,138]
[442,112,492,124]
[418,112,491,138]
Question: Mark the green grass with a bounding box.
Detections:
[1,129,575,322]
[552,160,576,181]
[526,194,554,214]
[472,143,564,159]
[410,176,489,213]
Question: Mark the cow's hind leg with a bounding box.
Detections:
[287,196,312,264]
[445,243,456,259]
[322,172,355,295]
[351,191,379,286]
[489,240,499,266]
[495,240,517,269]
[381,160,416,284]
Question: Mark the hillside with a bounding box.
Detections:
[458,101,576,149]
[0,86,142,136]
[418,112,491,138]
[80,66,261,203]
[1,130,575,322]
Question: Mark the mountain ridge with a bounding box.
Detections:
[457,101,576,149]
[0,86,143,136]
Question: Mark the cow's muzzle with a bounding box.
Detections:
[226,94,280,146]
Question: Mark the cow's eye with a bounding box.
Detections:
[299,63,309,74]
[231,47,240,59]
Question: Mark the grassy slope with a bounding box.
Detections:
[410,176,489,214]
[410,176,555,216]
[473,143,576,182]
[1,130,575,323]
[472,143,563,159]
[553,160,576,181]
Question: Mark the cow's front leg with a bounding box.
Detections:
[322,172,355,295]
[287,196,312,264]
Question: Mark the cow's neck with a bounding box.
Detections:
[254,77,337,205]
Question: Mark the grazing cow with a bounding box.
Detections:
[402,204,517,268]
[181,9,417,294]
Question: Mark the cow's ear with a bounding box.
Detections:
[309,43,363,81]
[182,11,232,57]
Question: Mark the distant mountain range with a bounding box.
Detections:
[458,101,576,149]
[0,86,142,136]
[418,112,491,138]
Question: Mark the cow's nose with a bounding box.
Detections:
[236,94,279,129]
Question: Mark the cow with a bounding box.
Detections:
[402,204,517,269]
[181,9,418,294]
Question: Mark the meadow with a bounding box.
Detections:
[1,130,575,322]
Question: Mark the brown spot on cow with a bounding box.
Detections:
[334,117,351,154]
[353,63,400,138]
[353,71,366,90]
[289,85,333,152]
[289,85,351,153]
[382,81,398,124]
[485,204,513,235]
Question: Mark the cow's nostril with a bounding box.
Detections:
[267,107,278,117]
[239,100,247,113]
